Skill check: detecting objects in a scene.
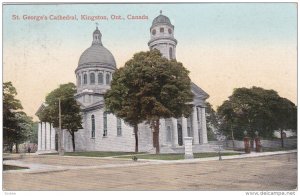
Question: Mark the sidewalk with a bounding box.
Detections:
[3,150,296,174]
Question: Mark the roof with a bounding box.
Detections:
[191,82,209,99]
[151,12,174,29]
[78,44,116,67]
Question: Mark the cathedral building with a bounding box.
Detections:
[36,12,212,153]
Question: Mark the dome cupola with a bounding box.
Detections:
[75,26,117,104]
[77,27,116,68]
[148,11,177,60]
[92,27,102,45]
[151,10,173,29]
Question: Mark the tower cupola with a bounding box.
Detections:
[148,11,177,60]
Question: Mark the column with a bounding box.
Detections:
[197,108,202,144]
[46,122,51,150]
[181,117,188,142]
[200,107,208,144]
[41,122,46,150]
[171,118,178,146]
[159,118,166,146]
[192,107,199,144]
[50,124,56,151]
[38,122,42,151]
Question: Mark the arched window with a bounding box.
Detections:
[78,75,81,86]
[106,73,110,85]
[160,28,164,33]
[83,74,87,85]
[98,73,103,84]
[169,47,173,59]
[103,112,107,136]
[117,118,122,136]
[90,73,95,84]
[168,28,172,34]
[91,115,95,138]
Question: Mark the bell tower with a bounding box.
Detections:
[148,11,177,60]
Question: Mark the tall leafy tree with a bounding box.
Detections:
[13,111,34,153]
[105,50,193,154]
[217,87,297,143]
[205,102,219,141]
[3,82,23,152]
[39,83,82,152]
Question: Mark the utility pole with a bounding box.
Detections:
[58,98,64,156]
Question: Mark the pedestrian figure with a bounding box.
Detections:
[28,146,31,154]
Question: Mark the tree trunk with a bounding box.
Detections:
[71,132,75,152]
[231,129,235,149]
[134,124,139,153]
[55,128,61,154]
[9,143,13,153]
[152,119,160,154]
[280,129,284,148]
[16,143,19,153]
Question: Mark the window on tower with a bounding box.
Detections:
[90,73,95,84]
[152,29,156,35]
[98,73,103,84]
[168,28,172,34]
[169,47,173,59]
[83,74,87,85]
[106,73,110,85]
[78,75,81,86]
[160,28,164,33]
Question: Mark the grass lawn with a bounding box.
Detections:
[3,165,29,171]
[116,152,242,160]
[40,151,143,157]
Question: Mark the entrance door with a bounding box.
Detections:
[177,124,183,146]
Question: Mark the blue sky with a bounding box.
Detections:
[3,3,297,119]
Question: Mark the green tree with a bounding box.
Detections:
[105,50,193,154]
[27,122,38,144]
[39,83,82,152]
[3,82,23,152]
[205,102,219,141]
[217,87,297,143]
[13,111,34,153]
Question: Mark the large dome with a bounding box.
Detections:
[78,44,116,67]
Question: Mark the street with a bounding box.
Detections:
[3,153,297,191]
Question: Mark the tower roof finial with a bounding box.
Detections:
[95,22,99,29]
[160,10,162,15]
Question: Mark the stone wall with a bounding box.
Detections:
[224,139,297,149]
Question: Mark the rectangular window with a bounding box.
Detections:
[117,118,122,136]
[187,127,192,137]
[91,115,95,138]
[103,112,107,136]
[167,126,172,142]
